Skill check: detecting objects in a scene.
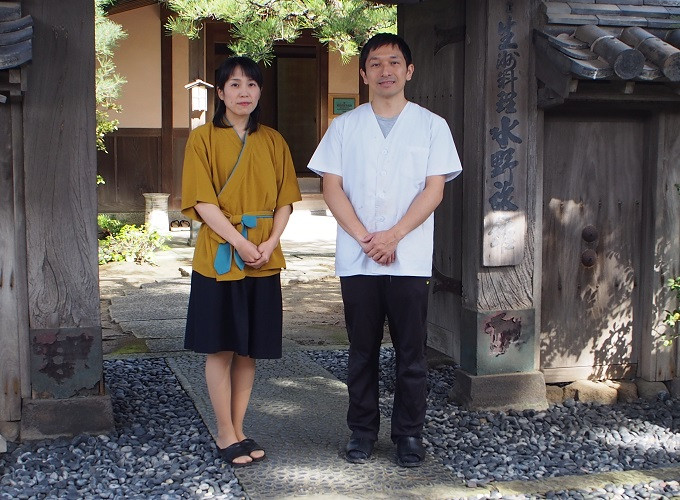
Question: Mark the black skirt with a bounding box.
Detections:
[184,271,283,358]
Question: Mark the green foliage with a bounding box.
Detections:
[97,213,125,237]
[95,0,127,152]
[165,0,396,64]
[661,183,680,346]
[663,277,680,346]
[97,218,167,265]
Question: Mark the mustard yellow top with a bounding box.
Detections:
[181,122,302,281]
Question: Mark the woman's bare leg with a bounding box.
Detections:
[230,354,264,459]
[205,351,251,464]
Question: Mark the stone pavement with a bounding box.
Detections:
[100,198,680,499]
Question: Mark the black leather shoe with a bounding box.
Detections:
[395,436,425,467]
[345,437,375,464]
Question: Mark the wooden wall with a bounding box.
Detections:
[97,128,189,212]
[399,0,466,359]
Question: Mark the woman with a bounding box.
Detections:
[181,56,301,467]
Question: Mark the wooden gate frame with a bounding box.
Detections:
[1,1,113,442]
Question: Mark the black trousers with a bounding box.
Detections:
[340,275,429,442]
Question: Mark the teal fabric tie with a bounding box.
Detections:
[214,213,274,275]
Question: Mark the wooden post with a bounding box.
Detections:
[19,0,113,439]
[0,5,32,445]
[453,0,545,410]
[186,30,206,247]
[160,4,174,199]
[184,79,213,246]
[0,77,22,426]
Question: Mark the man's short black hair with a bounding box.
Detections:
[359,33,412,72]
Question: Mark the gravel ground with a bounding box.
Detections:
[2,352,679,500]
[306,347,680,500]
[0,359,244,500]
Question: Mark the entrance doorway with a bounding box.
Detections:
[207,25,328,177]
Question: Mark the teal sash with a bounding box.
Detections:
[214,213,274,274]
[212,129,273,275]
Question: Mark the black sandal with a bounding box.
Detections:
[395,436,425,468]
[240,438,266,462]
[218,441,253,467]
[345,437,375,464]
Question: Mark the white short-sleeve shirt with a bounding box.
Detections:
[308,102,462,277]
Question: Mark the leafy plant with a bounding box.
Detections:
[97,213,126,238]
[98,224,166,265]
[662,183,680,346]
[95,0,127,152]
[164,0,397,64]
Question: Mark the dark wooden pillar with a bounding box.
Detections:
[453,0,546,410]
[0,66,30,445]
[20,0,113,439]
[160,4,174,200]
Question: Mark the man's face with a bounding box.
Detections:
[360,44,414,100]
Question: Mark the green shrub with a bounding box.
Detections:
[97,214,125,238]
[662,184,680,346]
[98,224,166,265]
[663,277,680,346]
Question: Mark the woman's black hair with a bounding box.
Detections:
[212,56,263,134]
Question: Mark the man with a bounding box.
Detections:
[308,33,462,467]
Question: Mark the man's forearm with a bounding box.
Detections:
[366,175,446,262]
[323,174,370,243]
[391,175,446,240]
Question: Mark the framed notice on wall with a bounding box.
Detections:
[328,94,358,117]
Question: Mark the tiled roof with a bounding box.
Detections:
[543,1,680,29]
[538,2,680,82]
[0,4,32,73]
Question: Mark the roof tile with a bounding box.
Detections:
[596,0,643,4]
[646,17,680,26]
[569,2,622,14]
[597,13,649,24]
[544,2,573,14]
[643,0,680,7]
[546,12,600,23]
[618,4,670,15]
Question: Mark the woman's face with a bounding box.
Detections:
[217,66,262,123]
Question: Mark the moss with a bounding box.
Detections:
[111,338,149,355]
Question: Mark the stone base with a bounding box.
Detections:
[20,395,114,441]
[0,420,19,442]
[0,434,6,453]
[450,369,548,411]
[670,377,680,399]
